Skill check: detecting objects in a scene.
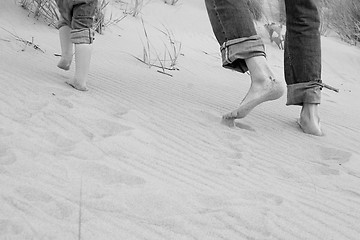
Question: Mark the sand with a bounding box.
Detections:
[1,0,360,239]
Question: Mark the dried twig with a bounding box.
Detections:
[0,38,11,42]
[164,0,180,5]
[321,83,339,93]
[132,55,175,72]
[140,18,151,67]
[0,27,45,52]
[78,177,83,240]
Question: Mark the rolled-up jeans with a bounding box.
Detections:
[56,0,98,44]
[205,0,322,106]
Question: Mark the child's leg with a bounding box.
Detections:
[57,25,73,70]
[67,43,92,91]
[66,0,97,91]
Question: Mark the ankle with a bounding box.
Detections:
[301,103,319,119]
[245,56,274,83]
[299,104,322,136]
[61,53,73,61]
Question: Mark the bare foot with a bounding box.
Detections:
[223,76,284,119]
[221,118,235,127]
[66,81,88,91]
[57,57,72,71]
[297,103,323,136]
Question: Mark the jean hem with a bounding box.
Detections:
[220,35,266,73]
[70,28,95,44]
[286,81,322,106]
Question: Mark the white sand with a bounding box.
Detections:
[1,0,360,239]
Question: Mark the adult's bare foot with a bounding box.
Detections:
[223,56,284,119]
[223,76,284,119]
[297,103,323,136]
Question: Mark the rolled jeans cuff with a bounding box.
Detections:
[56,19,68,29]
[220,35,266,73]
[286,81,322,106]
[70,28,95,44]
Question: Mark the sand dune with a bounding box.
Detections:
[1,0,360,239]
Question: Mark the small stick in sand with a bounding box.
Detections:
[78,177,83,240]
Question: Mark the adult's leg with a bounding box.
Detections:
[284,0,323,135]
[205,0,284,119]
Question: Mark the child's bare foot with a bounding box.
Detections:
[297,103,323,136]
[66,80,88,91]
[57,57,72,71]
[57,26,73,71]
[65,44,92,92]
[223,76,284,119]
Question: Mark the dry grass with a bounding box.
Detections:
[94,0,127,33]
[114,0,149,18]
[135,19,182,77]
[282,0,360,45]
[164,0,180,6]
[1,26,45,52]
[20,0,59,27]
[129,0,145,17]
[161,25,182,69]
[319,0,360,45]
[93,0,109,34]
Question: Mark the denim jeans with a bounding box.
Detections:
[56,0,98,44]
[205,0,322,106]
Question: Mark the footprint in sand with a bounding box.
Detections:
[46,87,74,97]
[234,122,256,131]
[45,131,78,151]
[197,190,283,210]
[124,189,192,220]
[190,109,222,123]
[56,98,73,108]
[109,105,129,119]
[310,146,353,176]
[221,118,256,132]
[240,191,284,206]
[0,128,12,137]
[313,165,340,175]
[0,146,16,165]
[118,109,151,124]
[0,219,32,239]
[81,162,146,186]
[25,100,49,112]
[12,108,32,121]
[95,119,133,138]
[191,109,256,131]
[0,166,7,174]
[14,186,73,220]
[320,148,360,179]
[319,147,352,165]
